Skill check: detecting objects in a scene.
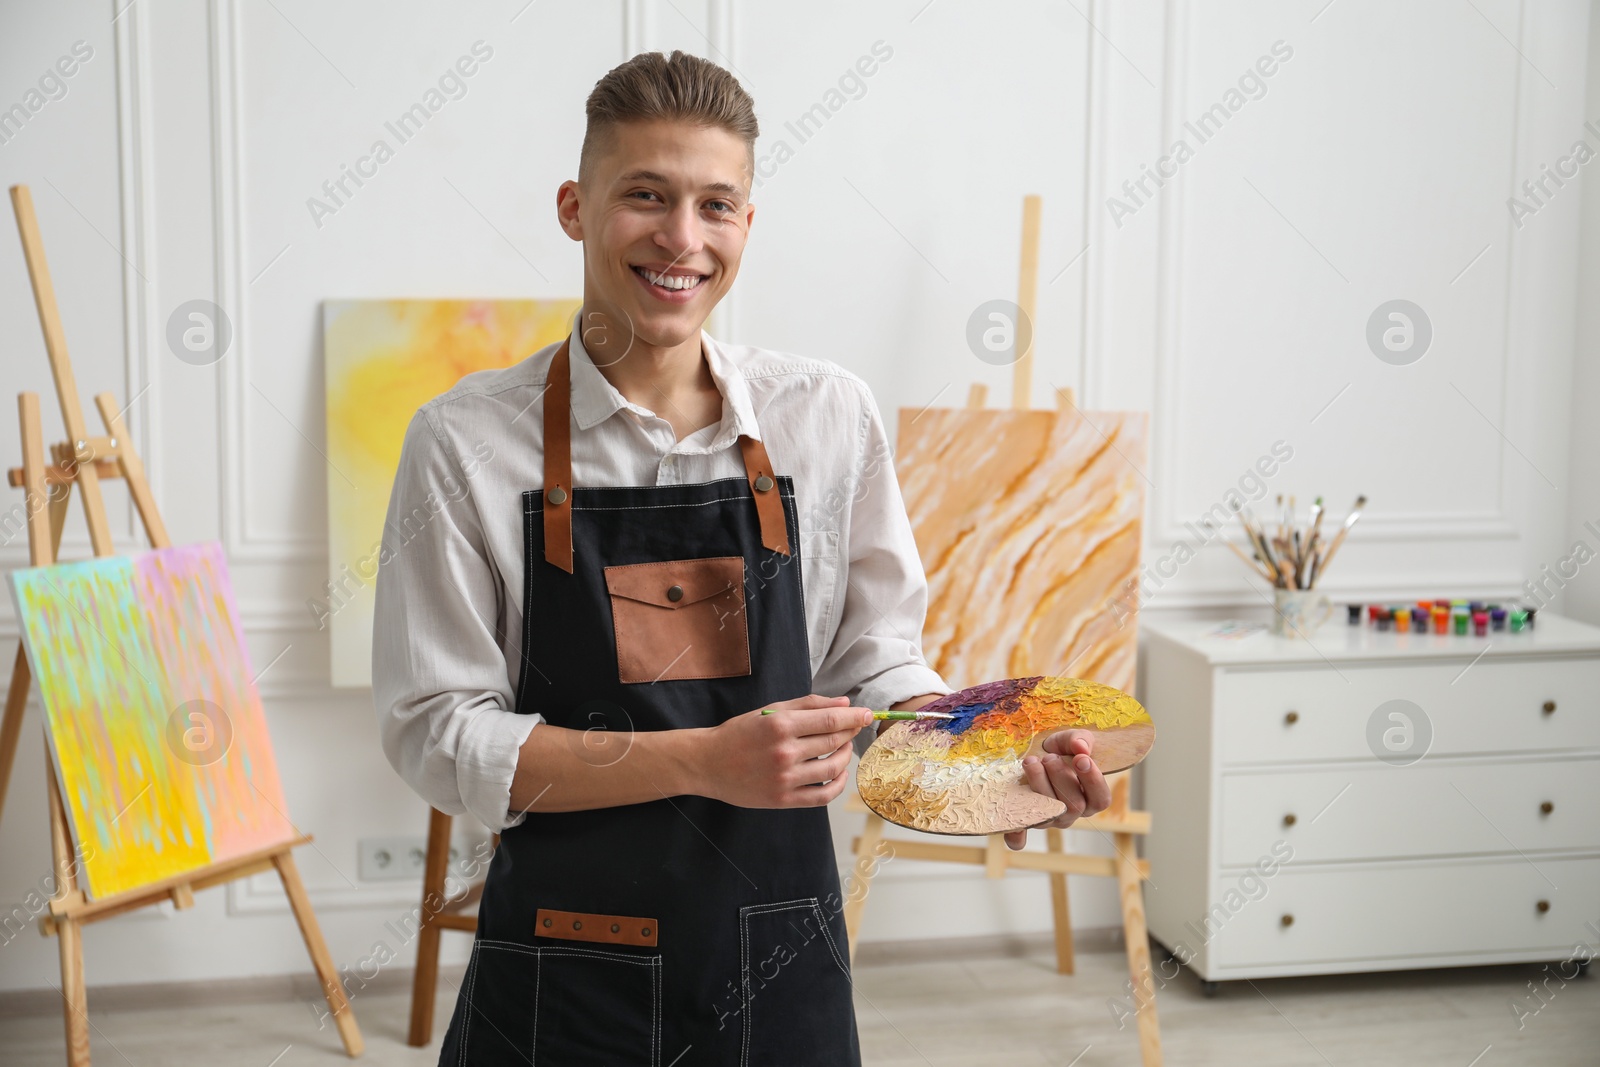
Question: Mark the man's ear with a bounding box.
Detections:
[555,179,584,241]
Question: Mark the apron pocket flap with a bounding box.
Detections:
[604,556,744,609]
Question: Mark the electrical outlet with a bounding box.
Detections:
[359,835,467,882]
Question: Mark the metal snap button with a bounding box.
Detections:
[546,486,567,505]
[754,474,773,492]
[667,585,684,602]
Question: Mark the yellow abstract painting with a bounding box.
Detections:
[7,542,298,900]
[322,298,578,687]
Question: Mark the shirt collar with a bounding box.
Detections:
[566,310,762,450]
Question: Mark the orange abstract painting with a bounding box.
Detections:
[895,406,1149,693]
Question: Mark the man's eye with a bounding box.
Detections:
[629,190,660,202]
[706,200,733,213]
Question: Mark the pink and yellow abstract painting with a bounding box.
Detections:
[322,298,579,687]
[895,407,1149,694]
[7,541,297,900]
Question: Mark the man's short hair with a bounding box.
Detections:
[580,50,759,184]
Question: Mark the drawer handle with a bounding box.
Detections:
[1280,913,1294,927]
[1540,801,1554,815]
[1536,900,1551,915]
[1282,813,1297,827]
[1284,711,1299,725]
[1542,700,1556,715]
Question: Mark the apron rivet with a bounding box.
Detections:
[541,917,552,927]
[546,485,567,505]
[611,923,620,933]
[572,920,582,929]
[641,926,651,937]
[754,474,773,492]
[667,585,684,602]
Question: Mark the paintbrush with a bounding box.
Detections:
[1205,520,1278,583]
[1316,494,1368,576]
[760,708,957,721]
[1242,508,1283,586]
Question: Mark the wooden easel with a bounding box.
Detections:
[841,196,1163,1065]
[405,810,496,1046]
[0,184,363,1064]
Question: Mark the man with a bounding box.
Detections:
[373,50,1109,1066]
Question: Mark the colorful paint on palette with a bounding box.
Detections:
[7,541,298,900]
[857,676,1155,836]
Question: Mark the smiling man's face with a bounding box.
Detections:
[558,118,754,351]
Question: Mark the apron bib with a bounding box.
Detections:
[436,338,862,1066]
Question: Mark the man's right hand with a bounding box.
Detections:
[700,694,873,809]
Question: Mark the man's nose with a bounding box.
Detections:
[655,203,703,260]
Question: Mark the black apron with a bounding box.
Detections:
[436,338,862,1066]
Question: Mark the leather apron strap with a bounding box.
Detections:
[542,337,792,572]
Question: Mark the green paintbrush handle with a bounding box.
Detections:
[758,708,951,720]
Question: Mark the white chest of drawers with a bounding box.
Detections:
[1140,614,1600,986]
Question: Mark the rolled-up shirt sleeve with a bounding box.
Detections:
[372,408,541,833]
[809,384,953,758]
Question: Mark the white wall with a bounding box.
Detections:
[1566,2,1600,626]
[0,0,1594,993]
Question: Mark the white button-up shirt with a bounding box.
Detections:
[372,314,952,833]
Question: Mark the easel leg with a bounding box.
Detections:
[0,644,31,828]
[842,811,886,966]
[408,807,453,1047]
[273,851,364,1058]
[56,915,90,1066]
[1046,828,1075,975]
[1,476,69,831]
[43,740,90,1066]
[1115,830,1162,1067]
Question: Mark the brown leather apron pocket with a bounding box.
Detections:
[457,938,662,1066]
[604,556,751,683]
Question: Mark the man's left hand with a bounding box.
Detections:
[1003,729,1112,850]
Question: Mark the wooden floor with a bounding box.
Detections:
[1,932,1595,1065]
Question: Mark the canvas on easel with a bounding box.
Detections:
[840,196,1164,1066]
[0,184,363,1065]
[322,298,578,688]
[8,541,298,900]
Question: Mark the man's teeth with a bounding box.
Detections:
[637,267,703,290]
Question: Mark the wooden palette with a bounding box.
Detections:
[857,675,1156,835]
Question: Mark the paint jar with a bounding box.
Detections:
[1347,603,1363,625]
[1272,588,1331,638]
[1394,608,1411,633]
[1412,607,1431,632]
[1453,610,1469,635]
[1472,611,1488,637]
[1510,610,1528,633]
[1431,606,1450,634]
[1490,606,1507,631]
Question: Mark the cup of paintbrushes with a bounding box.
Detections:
[1271,587,1331,638]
